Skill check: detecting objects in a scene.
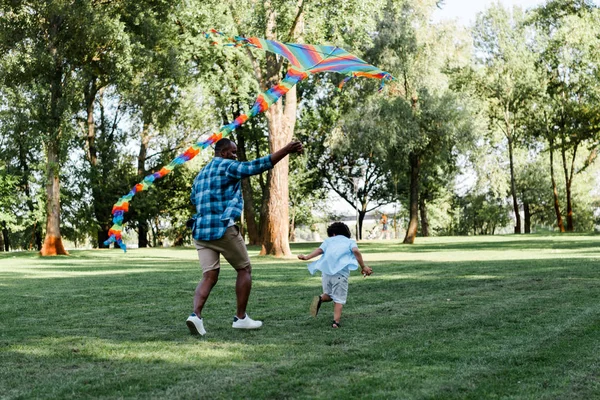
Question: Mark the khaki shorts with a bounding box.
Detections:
[193,226,251,274]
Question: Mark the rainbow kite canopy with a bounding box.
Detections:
[104,30,395,251]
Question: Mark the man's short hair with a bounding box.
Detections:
[214,138,233,155]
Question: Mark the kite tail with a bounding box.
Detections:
[103,131,226,251]
[379,73,395,92]
[203,29,255,48]
[337,75,353,91]
[104,67,309,251]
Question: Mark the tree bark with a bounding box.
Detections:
[137,122,151,247]
[419,196,429,237]
[507,136,521,234]
[260,94,294,256]
[358,209,367,240]
[403,152,420,244]
[0,222,6,251]
[236,132,260,245]
[523,201,531,234]
[549,138,565,232]
[561,141,576,232]
[289,212,296,242]
[41,141,68,255]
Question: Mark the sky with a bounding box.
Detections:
[432,0,599,26]
[432,0,546,26]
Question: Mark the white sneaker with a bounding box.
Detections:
[186,313,206,335]
[232,314,263,329]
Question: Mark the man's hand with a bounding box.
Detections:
[271,141,304,166]
[285,140,303,155]
[361,266,373,277]
[297,254,308,260]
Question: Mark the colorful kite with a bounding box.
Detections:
[104,30,394,250]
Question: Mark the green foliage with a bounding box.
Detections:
[288,153,327,229]
[442,192,511,236]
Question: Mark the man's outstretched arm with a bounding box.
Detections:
[227,140,304,179]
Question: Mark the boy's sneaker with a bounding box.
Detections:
[310,295,322,317]
[186,313,206,336]
[232,314,262,329]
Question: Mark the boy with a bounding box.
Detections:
[297,222,372,328]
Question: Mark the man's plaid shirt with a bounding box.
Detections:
[190,155,273,241]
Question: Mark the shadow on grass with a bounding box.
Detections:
[2,241,600,399]
[3,254,600,398]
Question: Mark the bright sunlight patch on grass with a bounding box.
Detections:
[0,268,177,279]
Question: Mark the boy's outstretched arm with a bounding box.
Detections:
[297,248,323,261]
[352,247,373,276]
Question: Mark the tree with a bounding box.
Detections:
[0,85,46,250]
[0,162,19,251]
[529,0,600,232]
[0,1,94,254]
[298,79,396,240]
[73,2,135,248]
[227,0,389,255]
[515,149,554,233]
[471,4,538,234]
[363,0,474,243]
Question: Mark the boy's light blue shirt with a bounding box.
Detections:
[308,236,359,277]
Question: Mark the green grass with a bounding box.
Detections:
[1,235,600,399]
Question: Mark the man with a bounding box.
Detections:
[186,138,303,335]
[380,213,389,240]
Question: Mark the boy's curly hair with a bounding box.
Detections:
[327,222,352,238]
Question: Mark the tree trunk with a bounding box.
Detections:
[289,212,296,242]
[403,153,420,244]
[0,222,6,251]
[549,139,565,232]
[138,222,149,248]
[41,141,68,256]
[523,201,531,234]
[34,224,42,251]
[419,196,429,237]
[242,178,260,245]
[236,133,260,245]
[40,25,68,256]
[260,94,294,256]
[173,231,185,247]
[257,0,303,257]
[507,137,521,234]
[97,229,110,249]
[561,142,576,232]
[137,122,151,247]
[358,209,367,240]
[84,77,111,249]
[85,78,98,166]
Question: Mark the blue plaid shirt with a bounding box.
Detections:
[190,155,273,241]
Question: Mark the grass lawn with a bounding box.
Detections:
[1,235,600,399]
